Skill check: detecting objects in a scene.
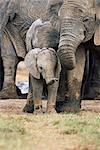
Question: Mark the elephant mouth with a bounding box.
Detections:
[46,78,59,85]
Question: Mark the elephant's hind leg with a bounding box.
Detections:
[23,75,34,113]
[23,75,43,114]
[0,56,19,99]
[0,32,19,99]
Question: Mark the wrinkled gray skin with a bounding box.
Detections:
[0,56,3,91]
[46,0,100,110]
[23,48,61,114]
[0,0,49,98]
[22,0,98,112]
[23,19,61,113]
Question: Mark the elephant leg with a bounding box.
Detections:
[61,47,85,112]
[0,56,4,91]
[0,56,19,99]
[47,81,59,113]
[57,67,66,101]
[0,30,19,99]
[56,67,67,112]
[31,76,43,114]
[88,49,100,99]
[23,74,34,113]
[24,75,43,114]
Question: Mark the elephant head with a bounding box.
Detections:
[24,48,61,85]
[47,0,100,69]
[26,18,60,51]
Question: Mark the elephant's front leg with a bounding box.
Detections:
[66,47,85,111]
[47,81,59,113]
[31,76,43,115]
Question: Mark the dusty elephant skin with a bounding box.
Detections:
[23,19,61,114]
[0,56,4,91]
[0,0,100,113]
[22,0,100,112]
[45,0,100,111]
[23,48,61,114]
[0,0,49,98]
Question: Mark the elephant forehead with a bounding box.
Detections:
[26,48,42,58]
[38,50,56,60]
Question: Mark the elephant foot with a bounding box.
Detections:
[57,97,81,113]
[34,105,43,115]
[46,104,57,114]
[33,99,43,115]
[56,101,65,113]
[23,103,34,113]
[23,99,34,113]
[0,86,18,99]
[55,96,65,113]
[94,95,100,100]
[84,87,100,100]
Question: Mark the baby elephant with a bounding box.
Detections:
[24,47,61,114]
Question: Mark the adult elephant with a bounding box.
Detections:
[46,0,100,110]
[0,0,50,98]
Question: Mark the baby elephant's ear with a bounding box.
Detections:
[94,0,100,45]
[24,49,41,79]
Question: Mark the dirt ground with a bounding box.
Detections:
[0,99,100,114]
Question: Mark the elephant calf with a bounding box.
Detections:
[23,18,61,113]
[24,47,61,114]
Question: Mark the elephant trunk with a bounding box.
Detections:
[46,77,59,85]
[44,70,58,85]
[58,35,76,70]
[58,19,84,69]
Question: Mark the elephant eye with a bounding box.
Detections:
[78,8,83,13]
[83,17,89,22]
[39,66,43,70]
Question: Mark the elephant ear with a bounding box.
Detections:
[94,0,100,45]
[24,48,41,79]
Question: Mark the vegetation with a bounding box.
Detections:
[0,112,100,150]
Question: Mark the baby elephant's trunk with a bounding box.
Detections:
[46,78,59,85]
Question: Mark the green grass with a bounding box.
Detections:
[0,112,100,150]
